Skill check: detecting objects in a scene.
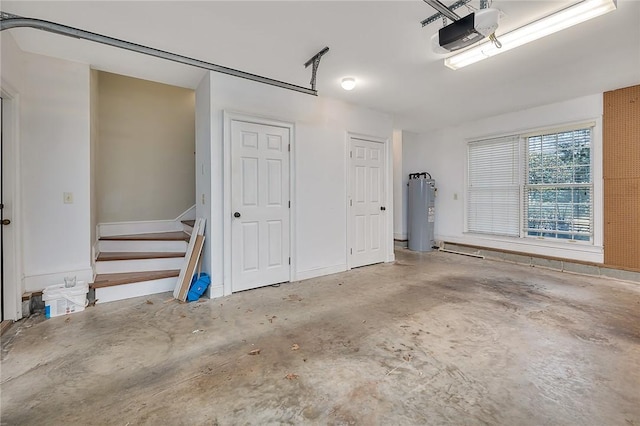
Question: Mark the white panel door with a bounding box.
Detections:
[231,120,290,292]
[350,137,386,268]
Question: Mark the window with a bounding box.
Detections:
[466,124,593,243]
[525,128,592,241]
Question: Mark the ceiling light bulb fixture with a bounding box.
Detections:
[444,0,617,70]
[341,77,356,90]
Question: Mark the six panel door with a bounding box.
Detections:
[231,120,291,292]
[350,137,386,268]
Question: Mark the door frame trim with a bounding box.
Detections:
[1,79,23,320]
[223,111,295,295]
[346,132,394,270]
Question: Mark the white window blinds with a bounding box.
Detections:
[467,136,520,236]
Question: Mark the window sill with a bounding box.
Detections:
[442,232,603,263]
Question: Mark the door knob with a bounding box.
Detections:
[234,212,241,218]
[380,206,386,211]
[1,219,10,225]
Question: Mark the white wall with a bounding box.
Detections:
[399,130,422,241]
[1,33,23,88]
[392,129,404,240]
[403,94,604,263]
[195,74,212,286]
[196,72,394,297]
[90,69,99,260]
[1,34,93,292]
[1,32,24,318]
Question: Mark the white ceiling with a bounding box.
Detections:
[3,0,640,132]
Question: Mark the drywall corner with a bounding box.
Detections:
[195,72,214,289]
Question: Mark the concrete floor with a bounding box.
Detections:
[2,249,639,425]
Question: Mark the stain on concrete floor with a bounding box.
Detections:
[1,249,639,425]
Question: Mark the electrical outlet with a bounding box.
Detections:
[63,192,74,204]
[201,193,205,205]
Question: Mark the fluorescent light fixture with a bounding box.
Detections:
[445,0,617,70]
[341,77,356,90]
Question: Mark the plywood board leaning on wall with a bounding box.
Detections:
[173,218,206,300]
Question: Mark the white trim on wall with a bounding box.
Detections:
[209,283,224,299]
[290,123,298,282]
[222,111,295,296]
[591,116,604,252]
[386,132,395,263]
[1,79,23,320]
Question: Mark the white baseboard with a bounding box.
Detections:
[24,266,94,293]
[394,233,408,241]
[294,264,347,281]
[175,205,196,222]
[99,220,184,238]
[208,283,224,299]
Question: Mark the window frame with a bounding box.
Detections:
[523,127,594,242]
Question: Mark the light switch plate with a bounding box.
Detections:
[63,192,73,204]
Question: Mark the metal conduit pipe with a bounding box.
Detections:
[0,13,317,96]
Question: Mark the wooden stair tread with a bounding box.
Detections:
[100,231,189,241]
[91,270,180,289]
[182,220,196,227]
[96,252,185,261]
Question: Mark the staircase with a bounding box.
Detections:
[92,221,195,304]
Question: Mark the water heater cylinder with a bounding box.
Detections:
[408,173,436,252]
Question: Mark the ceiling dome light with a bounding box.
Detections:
[341,77,356,91]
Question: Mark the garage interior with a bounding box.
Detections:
[1,1,639,424]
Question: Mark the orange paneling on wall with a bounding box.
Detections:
[603,85,640,270]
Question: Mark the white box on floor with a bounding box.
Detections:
[42,281,89,318]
